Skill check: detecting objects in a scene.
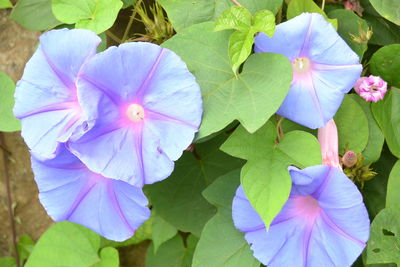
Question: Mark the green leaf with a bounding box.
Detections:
[221,121,321,228]
[214,6,252,32]
[251,9,275,36]
[157,0,283,32]
[163,22,292,139]
[145,133,243,236]
[51,0,123,34]
[0,257,16,267]
[286,0,338,29]
[362,146,397,219]
[10,0,60,31]
[372,88,400,158]
[367,205,400,265]
[146,235,198,267]
[122,0,136,8]
[97,32,107,53]
[152,212,178,253]
[328,9,369,59]
[17,234,35,265]
[370,0,400,26]
[0,72,20,132]
[25,221,119,267]
[192,170,260,267]
[386,160,400,208]
[92,247,119,267]
[228,30,255,74]
[370,44,400,88]
[350,95,384,165]
[0,0,12,8]
[334,94,369,154]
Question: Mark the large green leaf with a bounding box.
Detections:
[163,22,292,139]
[10,0,60,31]
[157,0,283,32]
[370,0,400,26]
[146,235,198,267]
[145,134,243,236]
[370,45,400,88]
[52,0,123,34]
[192,170,260,267]
[350,95,384,165]
[334,94,369,154]
[367,206,400,265]
[25,222,119,267]
[221,121,321,228]
[286,0,338,29]
[385,160,400,208]
[372,88,400,158]
[0,72,20,132]
[328,9,369,59]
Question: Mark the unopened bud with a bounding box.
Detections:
[354,75,388,102]
[342,151,357,167]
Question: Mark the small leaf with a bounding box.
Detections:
[0,257,16,267]
[214,6,252,32]
[367,205,400,265]
[25,221,119,267]
[192,170,260,267]
[370,0,400,26]
[228,30,255,74]
[370,44,400,88]
[287,0,338,29]
[334,94,369,154]
[372,88,400,158]
[10,0,60,31]
[0,72,20,132]
[0,0,12,8]
[251,9,275,36]
[386,160,400,208]
[152,212,178,253]
[51,0,123,34]
[17,235,35,265]
[221,122,321,228]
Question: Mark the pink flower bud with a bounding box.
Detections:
[318,120,341,169]
[342,150,357,167]
[354,75,388,102]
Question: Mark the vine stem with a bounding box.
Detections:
[105,30,122,43]
[321,0,326,10]
[276,115,284,142]
[230,0,242,7]
[122,0,144,43]
[0,133,20,267]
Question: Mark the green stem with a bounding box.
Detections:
[321,0,326,11]
[122,0,144,43]
[106,30,122,43]
[230,0,242,7]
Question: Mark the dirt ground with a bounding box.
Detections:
[0,9,147,266]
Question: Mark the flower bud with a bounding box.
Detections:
[354,75,388,102]
[318,120,341,169]
[342,150,357,167]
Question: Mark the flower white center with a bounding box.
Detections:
[126,104,145,122]
[292,57,311,74]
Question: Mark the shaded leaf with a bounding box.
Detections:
[0,0,12,8]
[192,170,260,267]
[385,160,400,208]
[370,0,400,26]
[10,0,60,30]
[152,212,178,253]
[334,94,369,154]
[370,44,400,88]
[145,134,243,236]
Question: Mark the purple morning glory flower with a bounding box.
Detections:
[31,146,150,241]
[14,29,101,158]
[232,165,370,267]
[255,13,362,129]
[67,42,202,187]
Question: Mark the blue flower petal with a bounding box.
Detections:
[31,146,150,241]
[14,29,100,157]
